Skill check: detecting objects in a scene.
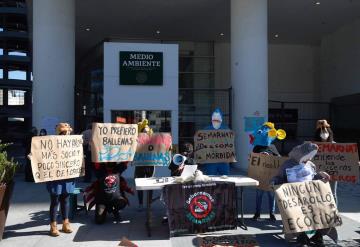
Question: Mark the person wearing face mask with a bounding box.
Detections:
[199,108,230,176]
[314,119,338,204]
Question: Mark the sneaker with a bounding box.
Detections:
[113,211,121,222]
[269,213,276,221]
[252,213,260,221]
[137,204,143,212]
[310,232,325,247]
[296,233,311,247]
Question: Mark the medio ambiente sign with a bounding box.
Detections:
[119,51,163,85]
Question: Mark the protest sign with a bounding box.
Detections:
[313,142,359,183]
[163,182,237,236]
[275,180,342,234]
[91,123,138,162]
[132,133,172,166]
[30,135,84,183]
[248,153,288,191]
[194,130,236,164]
[197,235,259,247]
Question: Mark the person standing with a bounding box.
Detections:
[134,119,155,211]
[314,119,338,204]
[200,108,230,175]
[46,123,75,237]
[250,122,286,221]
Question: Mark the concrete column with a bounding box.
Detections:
[231,0,268,170]
[33,0,75,132]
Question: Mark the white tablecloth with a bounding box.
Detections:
[135,175,259,190]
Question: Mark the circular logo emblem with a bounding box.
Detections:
[189,195,213,219]
[136,72,148,84]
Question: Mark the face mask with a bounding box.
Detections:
[212,121,221,130]
[320,132,329,141]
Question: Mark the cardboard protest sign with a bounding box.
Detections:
[163,182,237,236]
[248,153,288,191]
[197,235,259,247]
[91,123,138,162]
[29,135,84,183]
[275,180,342,234]
[132,133,172,166]
[194,130,236,164]
[313,142,359,183]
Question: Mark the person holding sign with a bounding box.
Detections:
[199,108,231,175]
[271,142,333,247]
[134,119,155,211]
[314,119,338,204]
[46,123,75,237]
[250,122,286,221]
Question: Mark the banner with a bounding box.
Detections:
[274,180,342,234]
[194,130,236,164]
[248,153,288,191]
[163,182,237,236]
[30,135,84,183]
[313,142,359,183]
[197,235,259,247]
[132,133,172,166]
[91,123,138,162]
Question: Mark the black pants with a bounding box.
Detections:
[25,159,34,182]
[95,198,127,224]
[50,194,70,222]
[134,166,155,205]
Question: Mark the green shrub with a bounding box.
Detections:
[0,141,18,185]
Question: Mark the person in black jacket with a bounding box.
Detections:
[95,162,130,224]
[168,142,195,176]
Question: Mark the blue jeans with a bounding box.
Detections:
[255,189,275,214]
[200,163,230,176]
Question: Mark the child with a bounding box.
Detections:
[272,142,331,247]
